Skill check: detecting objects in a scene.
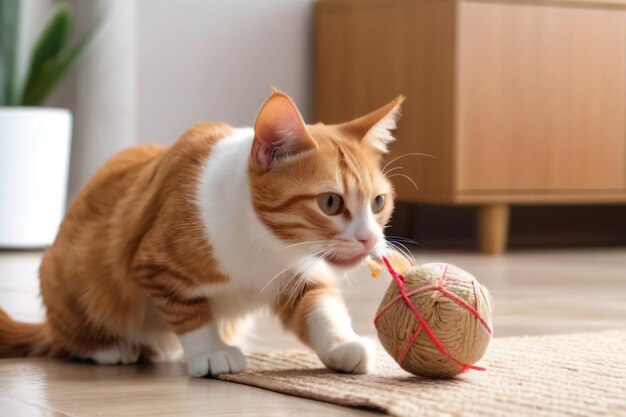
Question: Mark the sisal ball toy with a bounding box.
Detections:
[369,254,493,378]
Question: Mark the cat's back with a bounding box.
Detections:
[64,143,167,226]
[49,122,232,255]
[63,122,233,229]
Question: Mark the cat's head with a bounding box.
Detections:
[249,89,403,269]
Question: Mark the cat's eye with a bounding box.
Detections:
[372,194,386,213]
[317,193,344,215]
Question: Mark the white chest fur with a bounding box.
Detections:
[195,129,312,317]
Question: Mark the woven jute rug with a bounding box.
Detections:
[218,330,626,417]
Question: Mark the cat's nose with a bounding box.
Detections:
[356,231,379,252]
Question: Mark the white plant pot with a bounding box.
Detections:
[0,108,72,248]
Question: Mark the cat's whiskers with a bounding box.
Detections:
[385,235,418,244]
[382,166,406,176]
[258,258,302,295]
[250,237,328,272]
[282,274,307,309]
[280,248,333,307]
[382,152,435,175]
[277,269,306,303]
[258,246,330,295]
[385,240,413,262]
[385,240,417,265]
[265,239,331,257]
[277,246,333,299]
[386,235,429,251]
[386,173,420,192]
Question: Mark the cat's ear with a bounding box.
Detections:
[252,89,317,170]
[339,95,404,154]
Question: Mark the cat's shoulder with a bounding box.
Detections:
[153,122,233,173]
[173,122,234,155]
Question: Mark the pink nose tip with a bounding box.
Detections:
[356,233,379,252]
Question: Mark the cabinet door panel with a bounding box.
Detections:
[456,1,626,192]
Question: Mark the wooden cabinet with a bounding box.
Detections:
[315,0,626,254]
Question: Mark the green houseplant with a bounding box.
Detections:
[0,1,96,247]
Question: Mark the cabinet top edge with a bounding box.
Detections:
[316,0,626,11]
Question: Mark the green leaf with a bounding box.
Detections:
[20,3,72,106]
[21,27,95,106]
[0,0,22,106]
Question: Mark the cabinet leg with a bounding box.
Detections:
[476,204,510,255]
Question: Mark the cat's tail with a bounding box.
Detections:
[0,307,52,357]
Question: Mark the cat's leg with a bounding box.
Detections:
[178,321,246,377]
[273,276,375,374]
[44,298,141,365]
[218,316,252,349]
[90,341,140,365]
[140,273,246,377]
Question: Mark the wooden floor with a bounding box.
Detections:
[0,248,625,416]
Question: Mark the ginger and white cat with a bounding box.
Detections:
[0,89,403,377]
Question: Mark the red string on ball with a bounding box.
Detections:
[374,256,492,374]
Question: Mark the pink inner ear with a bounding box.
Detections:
[253,91,317,170]
[256,143,271,170]
[255,133,298,170]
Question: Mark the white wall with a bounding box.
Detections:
[31,0,316,198]
[135,0,316,144]
[22,0,137,201]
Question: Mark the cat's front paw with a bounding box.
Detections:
[186,346,247,377]
[320,337,376,374]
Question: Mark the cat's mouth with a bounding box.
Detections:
[326,252,368,268]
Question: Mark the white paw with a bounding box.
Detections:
[186,346,247,377]
[320,338,376,374]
